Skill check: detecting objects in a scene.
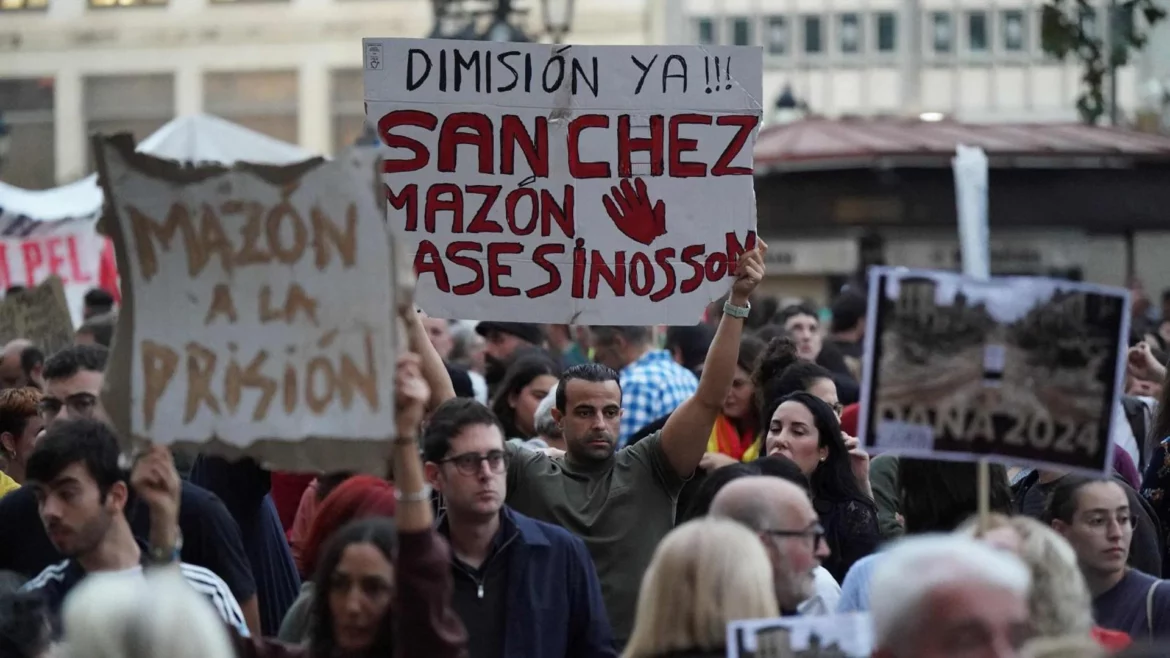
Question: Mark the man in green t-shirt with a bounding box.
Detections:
[504,245,767,646]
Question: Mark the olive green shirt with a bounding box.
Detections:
[869,454,904,539]
[504,432,687,646]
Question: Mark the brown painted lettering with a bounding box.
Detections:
[204,284,239,325]
[311,204,358,270]
[184,342,221,423]
[128,204,201,281]
[305,357,336,414]
[140,340,179,429]
[266,201,308,265]
[337,331,379,411]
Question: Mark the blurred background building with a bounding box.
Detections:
[0,0,658,190]
[2,0,1169,302]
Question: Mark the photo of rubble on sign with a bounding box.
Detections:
[859,267,1129,474]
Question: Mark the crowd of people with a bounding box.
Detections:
[2,249,1170,657]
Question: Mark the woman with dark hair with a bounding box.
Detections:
[279,475,398,643]
[305,518,398,657]
[762,392,879,582]
[700,335,767,469]
[490,353,560,440]
[753,336,842,418]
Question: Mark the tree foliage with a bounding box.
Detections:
[1041,0,1167,124]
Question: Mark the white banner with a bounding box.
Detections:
[364,38,763,325]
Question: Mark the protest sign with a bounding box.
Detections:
[0,276,75,357]
[727,613,874,658]
[857,267,1129,475]
[95,135,400,473]
[363,38,763,325]
[0,229,105,327]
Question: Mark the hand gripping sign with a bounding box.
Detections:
[364,39,764,325]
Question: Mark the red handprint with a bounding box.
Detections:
[602,177,667,247]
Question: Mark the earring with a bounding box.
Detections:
[819,456,826,462]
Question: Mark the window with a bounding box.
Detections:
[765,16,789,55]
[876,12,897,53]
[331,69,367,156]
[89,0,165,8]
[695,18,716,45]
[967,11,988,52]
[803,15,823,54]
[931,12,953,54]
[730,17,752,46]
[0,0,47,11]
[1002,10,1026,51]
[0,78,55,189]
[204,71,299,145]
[84,74,174,170]
[839,13,861,54]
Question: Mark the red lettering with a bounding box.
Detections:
[705,252,729,280]
[66,236,91,283]
[680,244,705,293]
[501,115,549,178]
[651,247,676,302]
[505,188,539,235]
[712,115,760,176]
[379,110,436,174]
[425,183,465,233]
[447,241,484,295]
[528,244,564,299]
[0,244,10,290]
[567,116,610,178]
[438,112,494,174]
[21,242,43,286]
[386,184,419,232]
[588,251,626,299]
[571,238,586,299]
[629,251,654,297]
[668,114,711,177]
[413,240,450,292]
[725,230,758,267]
[46,238,67,280]
[466,185,503,234]
[487,243,523,297]
[617,115,665,178]
[540,187,575,239]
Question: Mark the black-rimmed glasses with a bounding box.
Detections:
[762,523,826,549]
[439,450,508,476]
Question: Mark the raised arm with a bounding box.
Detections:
[391,353,469,658]
[404,306,457,410]
[660,243,766,477]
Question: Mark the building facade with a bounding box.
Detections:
[662,0,1151,126]
[0,0,656,190]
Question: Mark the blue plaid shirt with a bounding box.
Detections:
[618,349,698,447]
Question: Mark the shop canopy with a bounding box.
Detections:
[0,113,316,232]
[753,117,1170,173]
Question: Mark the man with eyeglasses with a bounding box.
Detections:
[710,476,832,615]
[423,397,615,658]
[0,343,264,636]
[1045,475,1170,638]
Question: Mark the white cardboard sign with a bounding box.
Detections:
[364,38,763,325]
[96,138,399,473]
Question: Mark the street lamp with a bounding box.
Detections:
[429,0,575,43]
[0,113,10,172]
[769,84,808,125]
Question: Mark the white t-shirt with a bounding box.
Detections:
[798,566,842,615]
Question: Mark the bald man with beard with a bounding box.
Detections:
[710,477,831,614]
[0,339,41,390]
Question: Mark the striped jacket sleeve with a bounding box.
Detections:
[179,562,251,638]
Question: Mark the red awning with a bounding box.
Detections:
[753,117,1170,172]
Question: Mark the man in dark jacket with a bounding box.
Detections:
[423,398,615,658]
